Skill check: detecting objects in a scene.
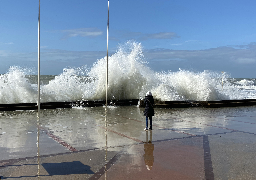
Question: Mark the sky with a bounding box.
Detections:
[1,0,256,77]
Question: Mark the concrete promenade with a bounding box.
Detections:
[1,106,256,179]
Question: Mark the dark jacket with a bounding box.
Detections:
[144,95,154,116]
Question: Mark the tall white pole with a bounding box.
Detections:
[106,0,109,106]
[38,0,41,112]
[37,0,41,178]
[105,1,110,179]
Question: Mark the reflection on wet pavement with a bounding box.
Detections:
[143,131,154,171]
[0,106,256,179]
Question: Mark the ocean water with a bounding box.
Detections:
[0,41,256,104]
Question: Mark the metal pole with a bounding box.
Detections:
[37,1,41,178]
[106,0,109,106]
[38,0,41,112]
[105,1,110,179]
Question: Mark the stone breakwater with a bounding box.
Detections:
[1,99,256,111]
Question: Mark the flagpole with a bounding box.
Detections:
[37,0,41,178]
[105,1,110,179]
[106,0,109,106]
[38,0,41,112]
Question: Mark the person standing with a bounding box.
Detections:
[144,91,154,131]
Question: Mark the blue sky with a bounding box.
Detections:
[1,0,256,77]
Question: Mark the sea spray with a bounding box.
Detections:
[42,67,91,102]
[153,70,230,101]
[88,41,153,100]
[0,41,255,104]
[0,66,37,103]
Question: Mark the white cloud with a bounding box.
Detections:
[0,42,14,45]
[0,49,106,75]
[142,32,179,40]
[170,40,206,48]
[5,42,14,45]
[236,58,256,64]
[62,28,103,39]
[1,42,256,77]
[0,50,9,56]
[170,43,183,46]
[112,31,179,41]
[144,43,256,77]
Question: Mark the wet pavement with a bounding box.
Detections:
[1,106,256,179]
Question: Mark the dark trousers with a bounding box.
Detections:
[146,116,152,129]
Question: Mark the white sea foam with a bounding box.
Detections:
[0,66,37,103]
[235,79,254,86]
[0,41,255,104]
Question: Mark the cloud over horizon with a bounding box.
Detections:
[1,42,256,77]
[144,43,256,77]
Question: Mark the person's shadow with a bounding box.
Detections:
[143,130,154,170]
